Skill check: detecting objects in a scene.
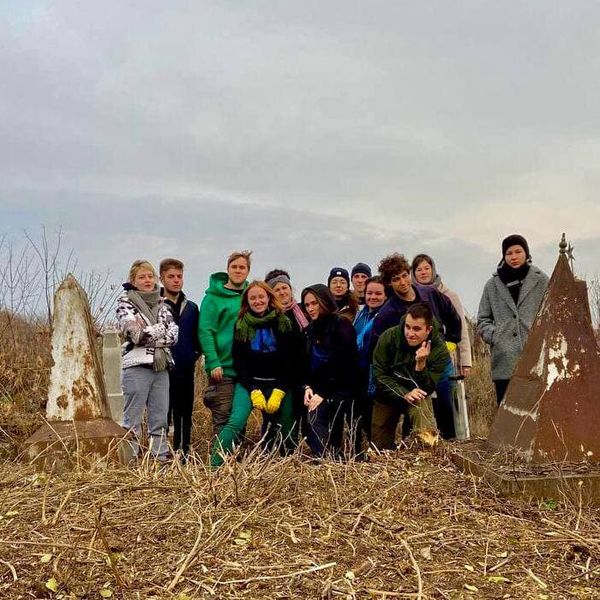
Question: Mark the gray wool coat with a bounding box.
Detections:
[477,265,549,380]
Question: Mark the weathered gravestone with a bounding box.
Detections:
[22,275,130,469]
[452,235,600,500]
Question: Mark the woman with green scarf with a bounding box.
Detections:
[116,260,178,461]
[210,281,299,467]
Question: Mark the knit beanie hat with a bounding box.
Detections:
[327,267,350,287]
[351,262,372,278]
[501,234,531,259]
[266,274,292,289]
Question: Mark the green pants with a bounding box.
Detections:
[371,396,435,450]
[210,383,294,467]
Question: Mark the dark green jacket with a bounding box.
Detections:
[372,316,450,405]
[198,272,248,377]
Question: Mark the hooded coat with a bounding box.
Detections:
[477,265,548,380]
[302,284,359,402]
[198,272,248,377]
[411,256,472,369]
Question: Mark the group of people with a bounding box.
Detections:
[116,234,549,465]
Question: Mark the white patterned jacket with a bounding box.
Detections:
[116,292,178,369]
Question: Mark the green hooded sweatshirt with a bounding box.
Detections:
[372,315,450,404]
[198,272,248,377]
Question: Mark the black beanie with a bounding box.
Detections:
[351,262,372,278]
[502,234,531,259]
[327,267,350,287]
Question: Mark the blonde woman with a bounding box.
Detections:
[116,260,178,461]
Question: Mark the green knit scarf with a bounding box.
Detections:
[235,309,291,343]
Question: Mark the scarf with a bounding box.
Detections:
[235,309,291,343]
[497,262,530,305]
[289,300,309,330]
[126,285,168,371]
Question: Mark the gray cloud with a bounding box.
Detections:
[1,2,599,315]
[3,190,598,318]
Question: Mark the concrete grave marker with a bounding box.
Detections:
[22,275,130,469]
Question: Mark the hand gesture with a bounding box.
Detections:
[415,340,431,371]
[404,388,427,405]
[415,340,431,362]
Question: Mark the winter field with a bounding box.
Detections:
[0,236,599,599]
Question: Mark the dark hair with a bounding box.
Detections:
[364,275,386,293]
[159,258,184,274]
[378,253,410,285]
[301,285,337,316]
[238,280,283,319]
[410,254,433,274]
[265,268,290,281]
[406,303,433,327]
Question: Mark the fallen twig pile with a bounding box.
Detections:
[0,446,598,599]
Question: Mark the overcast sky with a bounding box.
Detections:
[2,1,599,314]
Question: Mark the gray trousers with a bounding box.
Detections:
[122,366,169,458]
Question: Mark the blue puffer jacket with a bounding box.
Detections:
[165,292,201,373]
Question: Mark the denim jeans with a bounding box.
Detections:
[305,400,346,458]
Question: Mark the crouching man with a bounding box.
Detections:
[371,303,450,449]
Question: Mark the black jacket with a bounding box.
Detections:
[233,320,302,393]
[164,292,200,373]
[304,313,359,402]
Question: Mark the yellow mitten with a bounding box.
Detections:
[445,341,457,353]
[265,388,285,414]
[250,389,267,411]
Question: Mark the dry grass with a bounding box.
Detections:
[0,312,50,458]
[1,314,599,598]
[0,447,598,598]
[464,333,496,438]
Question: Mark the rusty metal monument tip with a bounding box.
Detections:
[451,235,600,502]
[487,234,600,463]
[22,274,130,470]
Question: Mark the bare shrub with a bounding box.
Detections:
[464,318,496,437]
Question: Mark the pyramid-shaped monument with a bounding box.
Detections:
[488,236,600,463]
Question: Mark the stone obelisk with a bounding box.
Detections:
[22,275,129,469]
